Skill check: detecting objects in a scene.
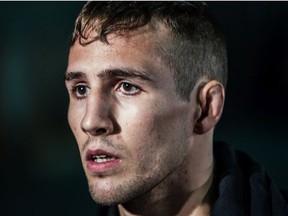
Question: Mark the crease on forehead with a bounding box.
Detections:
[105,19,173,74]
[70,19,175,84]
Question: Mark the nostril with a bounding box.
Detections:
[96,128,107,135]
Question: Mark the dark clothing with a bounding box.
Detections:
[212,142,288,216]
[98,142,288,215]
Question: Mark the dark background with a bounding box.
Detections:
[1,2,287,215]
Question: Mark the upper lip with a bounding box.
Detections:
[86,149,119,161]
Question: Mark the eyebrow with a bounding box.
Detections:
[98,68,155,82]
[65,68,155,82]
[64,71,86,81]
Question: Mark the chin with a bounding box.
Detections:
[87,176,151,205]
[88,181,130,205]
[89,188,130,206]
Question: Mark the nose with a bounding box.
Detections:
[81,92,114,137]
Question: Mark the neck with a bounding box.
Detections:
[118,135,215,216]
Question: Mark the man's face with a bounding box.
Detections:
[66,24,195,204]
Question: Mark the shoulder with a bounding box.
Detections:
[212,141,288,215]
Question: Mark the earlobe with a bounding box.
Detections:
[194,80,225,134]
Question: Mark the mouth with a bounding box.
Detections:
[92,155,117,163]
[86,149,119,162]
[85,149,121,174]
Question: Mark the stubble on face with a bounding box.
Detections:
[86,117,191,206]
[68,20,194,206]
[83,137,157,205]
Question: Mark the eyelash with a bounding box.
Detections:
[71,83,90,100]
[116,82,142,96]
[70,81,141,100]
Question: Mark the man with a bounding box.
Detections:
[65,2,288,215]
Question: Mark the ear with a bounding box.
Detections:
[193,80,225,134]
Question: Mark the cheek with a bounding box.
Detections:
[126,112,187,179]
[121,104,185,159]
[68,104,85,143]
[68,106,77,132]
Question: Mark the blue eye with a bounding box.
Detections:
[118,82,141,95]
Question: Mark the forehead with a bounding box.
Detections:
[68,21,172,78]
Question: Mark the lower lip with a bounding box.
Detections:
[86,159,121,174]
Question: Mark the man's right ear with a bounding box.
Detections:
[193,80,225,134]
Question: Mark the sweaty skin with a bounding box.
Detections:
[66,21,218,216]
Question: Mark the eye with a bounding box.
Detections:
[117,82,141,95]
[72,84,91,99]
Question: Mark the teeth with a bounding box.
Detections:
[95,155,106,159]
[93,155,115,163]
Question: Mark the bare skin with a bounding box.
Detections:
[66,20,225,216]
